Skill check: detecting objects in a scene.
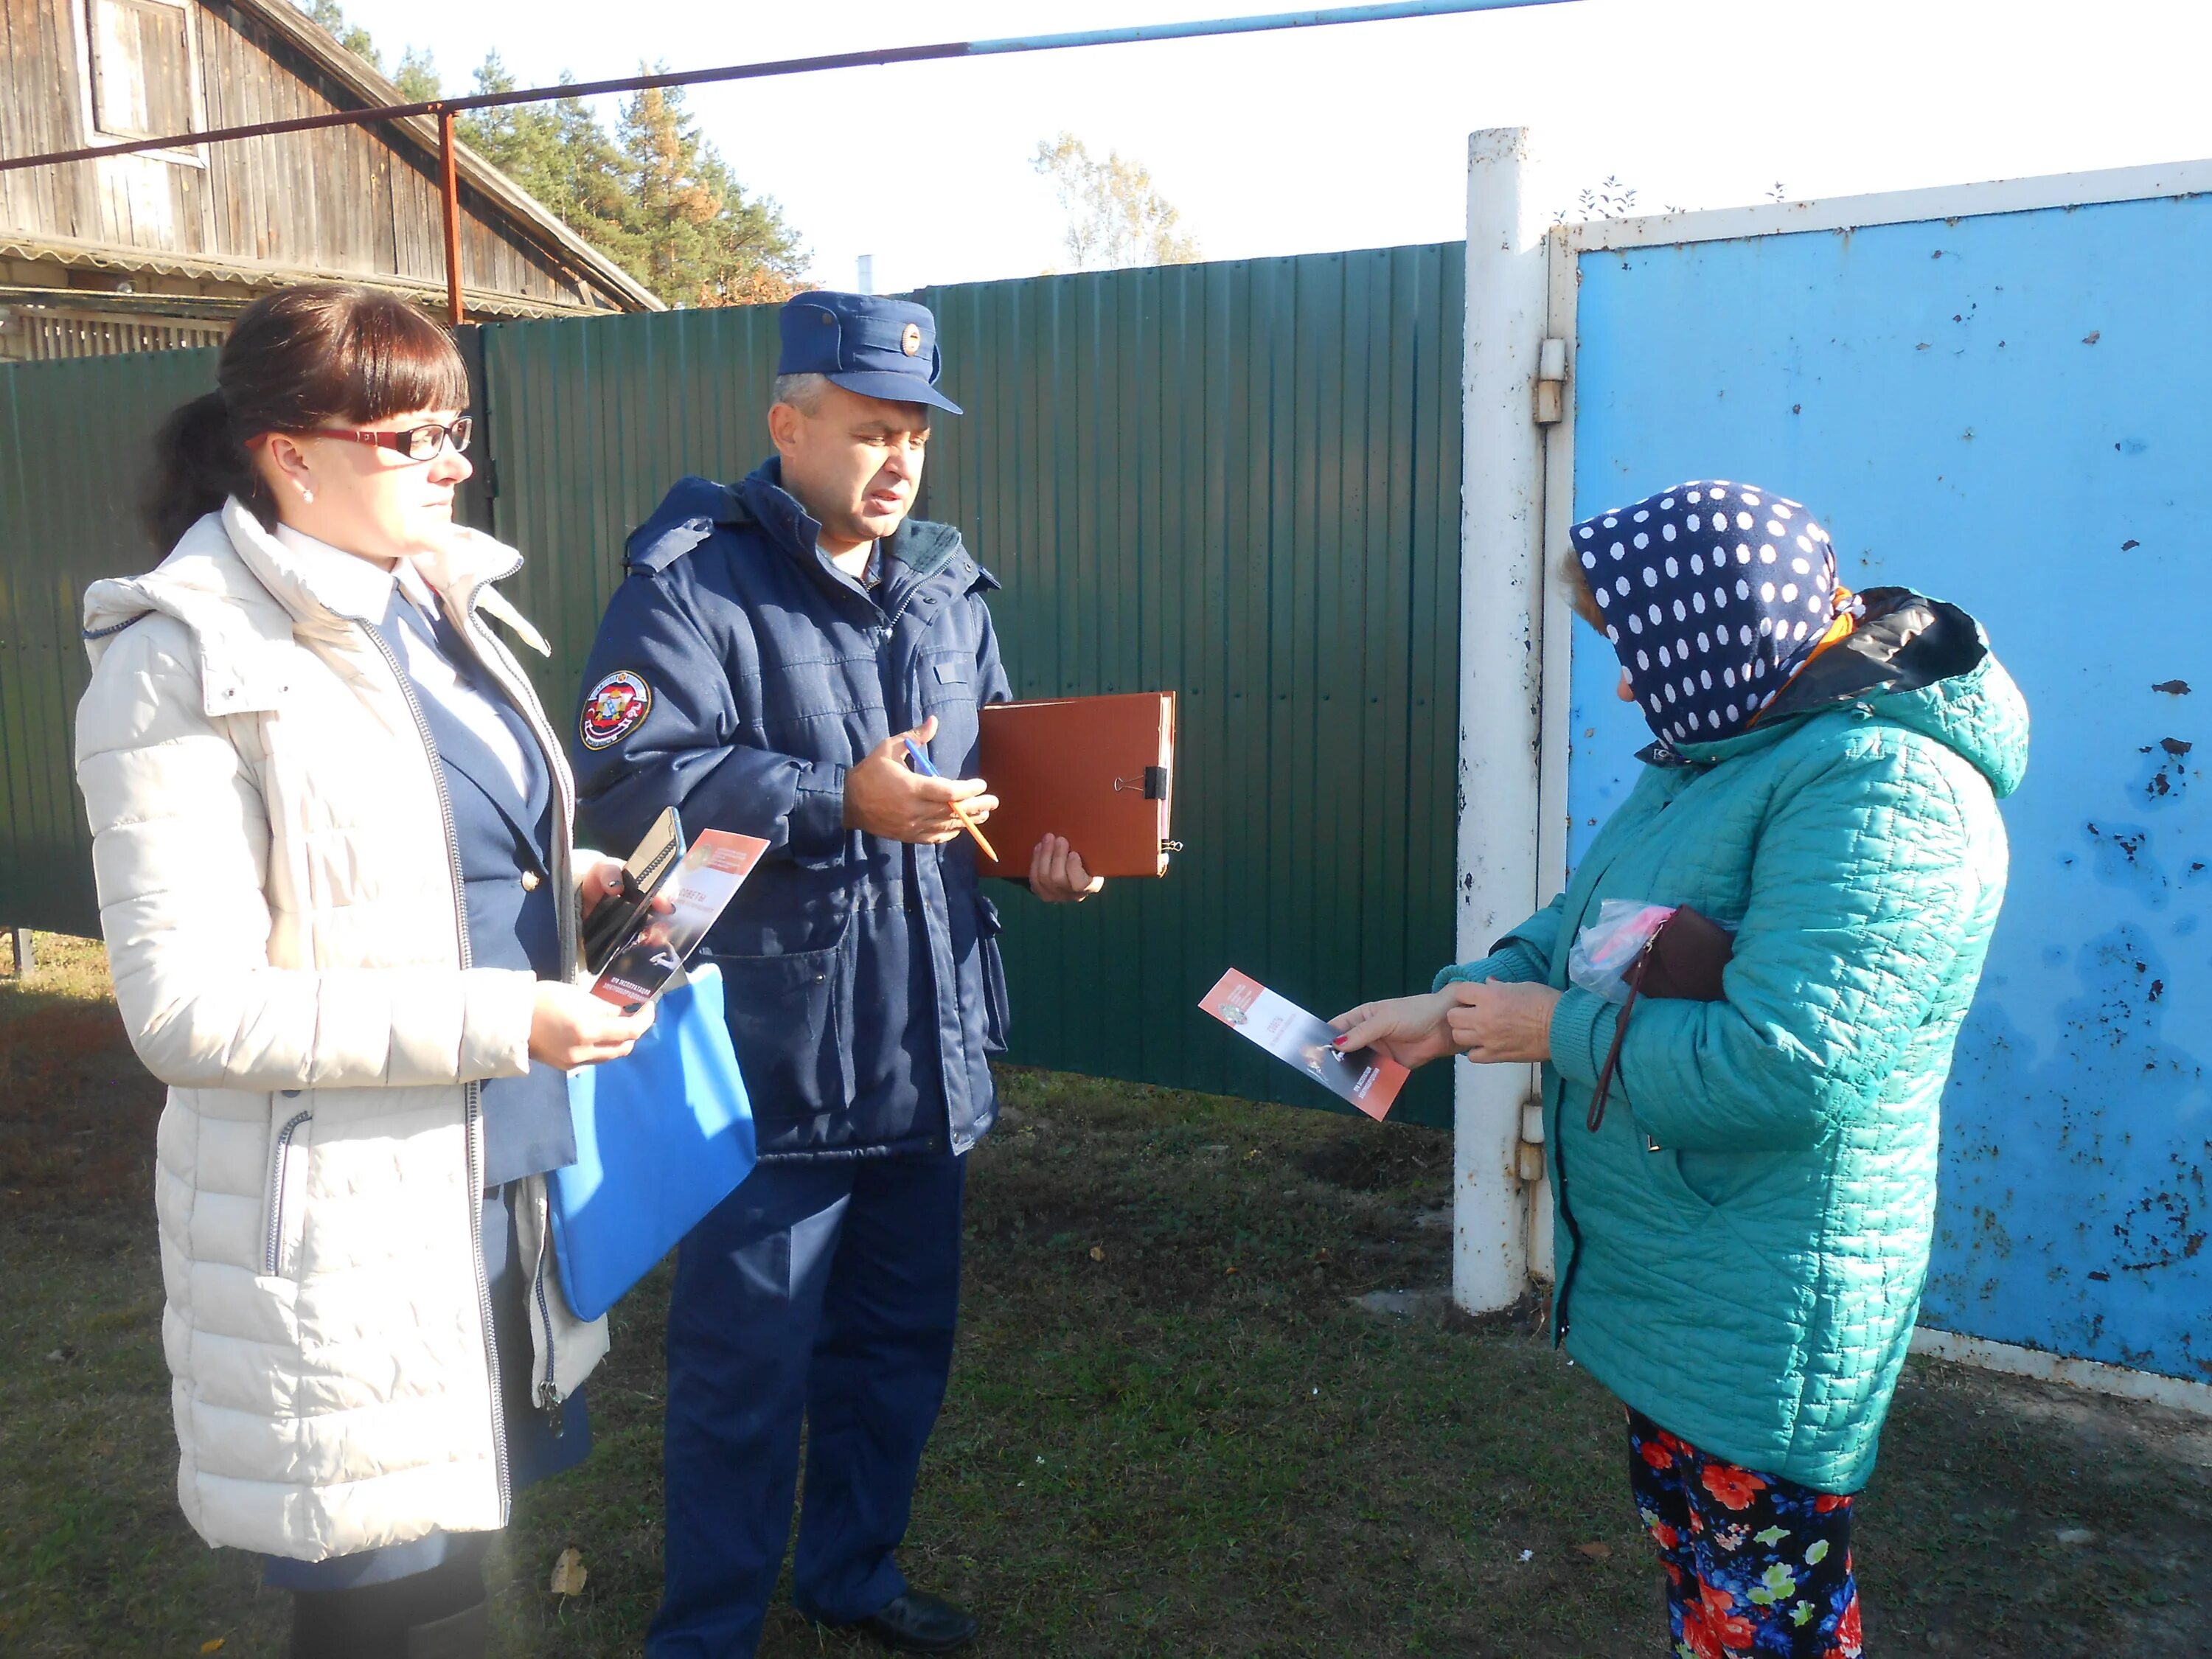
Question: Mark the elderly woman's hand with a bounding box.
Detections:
[1328,991,1461,1068]
[1444,981,1562,1064]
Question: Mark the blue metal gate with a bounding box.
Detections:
[1557,185,2212,1386]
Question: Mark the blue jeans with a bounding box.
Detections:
[649,1151,967,1658]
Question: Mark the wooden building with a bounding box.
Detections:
[0,0,660,359]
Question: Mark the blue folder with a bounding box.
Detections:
[549,964,756,1321]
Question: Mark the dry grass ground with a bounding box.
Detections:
[2,933,2206,1656]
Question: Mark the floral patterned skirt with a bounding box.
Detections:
[1625,1407,1861,1659]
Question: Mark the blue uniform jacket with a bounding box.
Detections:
[571,460,1014,1161]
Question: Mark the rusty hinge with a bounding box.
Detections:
[1534,336,1568,425]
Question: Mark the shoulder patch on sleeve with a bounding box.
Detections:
[580,669,653,750]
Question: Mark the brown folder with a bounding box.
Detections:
[975,692,1178,879]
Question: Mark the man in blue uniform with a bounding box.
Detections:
[571,292,1100,1658]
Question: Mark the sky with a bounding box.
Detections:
[352,0,2212,296]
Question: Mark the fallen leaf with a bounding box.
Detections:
[200,1642,226,1655]
[1573,1541,1612,1561]
[549,1545,588,1596]
[1089,1245,1105,1262]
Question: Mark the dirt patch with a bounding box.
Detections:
[1296,1120,1453,1192]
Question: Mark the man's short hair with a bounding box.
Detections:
[771,372,831,414]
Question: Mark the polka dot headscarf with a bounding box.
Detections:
[1573,480,1846,748]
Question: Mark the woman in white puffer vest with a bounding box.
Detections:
[75,285,653,1658]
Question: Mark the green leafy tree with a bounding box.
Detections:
[1032,131,1200,272]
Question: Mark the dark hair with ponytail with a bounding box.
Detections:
[142,283,470,552]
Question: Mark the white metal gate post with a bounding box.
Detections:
[1453,127,1553,1313]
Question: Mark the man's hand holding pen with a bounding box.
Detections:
[844,715,999,844]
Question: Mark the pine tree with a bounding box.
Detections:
[459,55,632,248]
[296,0,383,71]
[393,46,441,103]
[290,10,810,309]
[614,79,805,307]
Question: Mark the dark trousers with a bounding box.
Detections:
[649,1150,967,1659]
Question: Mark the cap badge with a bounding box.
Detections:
[900,323,922,357]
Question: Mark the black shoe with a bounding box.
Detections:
[834,1590,981,1654]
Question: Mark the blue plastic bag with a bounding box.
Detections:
[549,964,756,1321]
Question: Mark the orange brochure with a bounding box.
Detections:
[591,829,769,1008]
[1199,969,1408,1121]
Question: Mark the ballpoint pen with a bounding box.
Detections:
[903,735,999,863]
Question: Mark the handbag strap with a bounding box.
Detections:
[1585,941,1653,1133]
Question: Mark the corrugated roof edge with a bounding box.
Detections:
[0,234,623,321]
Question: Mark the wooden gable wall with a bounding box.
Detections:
[0,0,633,310]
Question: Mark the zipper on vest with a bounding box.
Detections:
[462,1080,509,1512]
[532,1183,562,1433]
[1549,1085,1585,1349]
[262,1109,312,1276]
[358,620,513,1519]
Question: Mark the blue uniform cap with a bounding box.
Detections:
[776,291,962,416]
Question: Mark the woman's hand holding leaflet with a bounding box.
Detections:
[1330,980,1562,1068]
[532,982,654,1068]
[1328,990,1462,1068]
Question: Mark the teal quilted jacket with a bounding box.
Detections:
[1439,590,2026,1492]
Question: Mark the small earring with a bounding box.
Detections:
[299,489,314,504]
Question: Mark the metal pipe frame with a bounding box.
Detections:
[0,0,1575,175]
[0,0,1576,326]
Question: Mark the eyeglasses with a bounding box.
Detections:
[310,417,473,461]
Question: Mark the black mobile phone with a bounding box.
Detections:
[580,805,684,976]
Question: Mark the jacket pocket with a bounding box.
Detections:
[706,931,851,1116]
[975,894,1011,1055]
[919,652,982,773]
[261,1093,313,1279]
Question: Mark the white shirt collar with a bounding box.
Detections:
[271,522,445,619]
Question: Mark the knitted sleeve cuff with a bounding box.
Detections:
[1430,942,1545,994]
[1547,985,1621,1086]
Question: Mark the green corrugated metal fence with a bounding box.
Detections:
[0,245,1464,1121]
[922,250,1464,1121]
[0,347,220,934]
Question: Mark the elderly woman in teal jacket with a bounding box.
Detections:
[1335,481,2025,1659]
